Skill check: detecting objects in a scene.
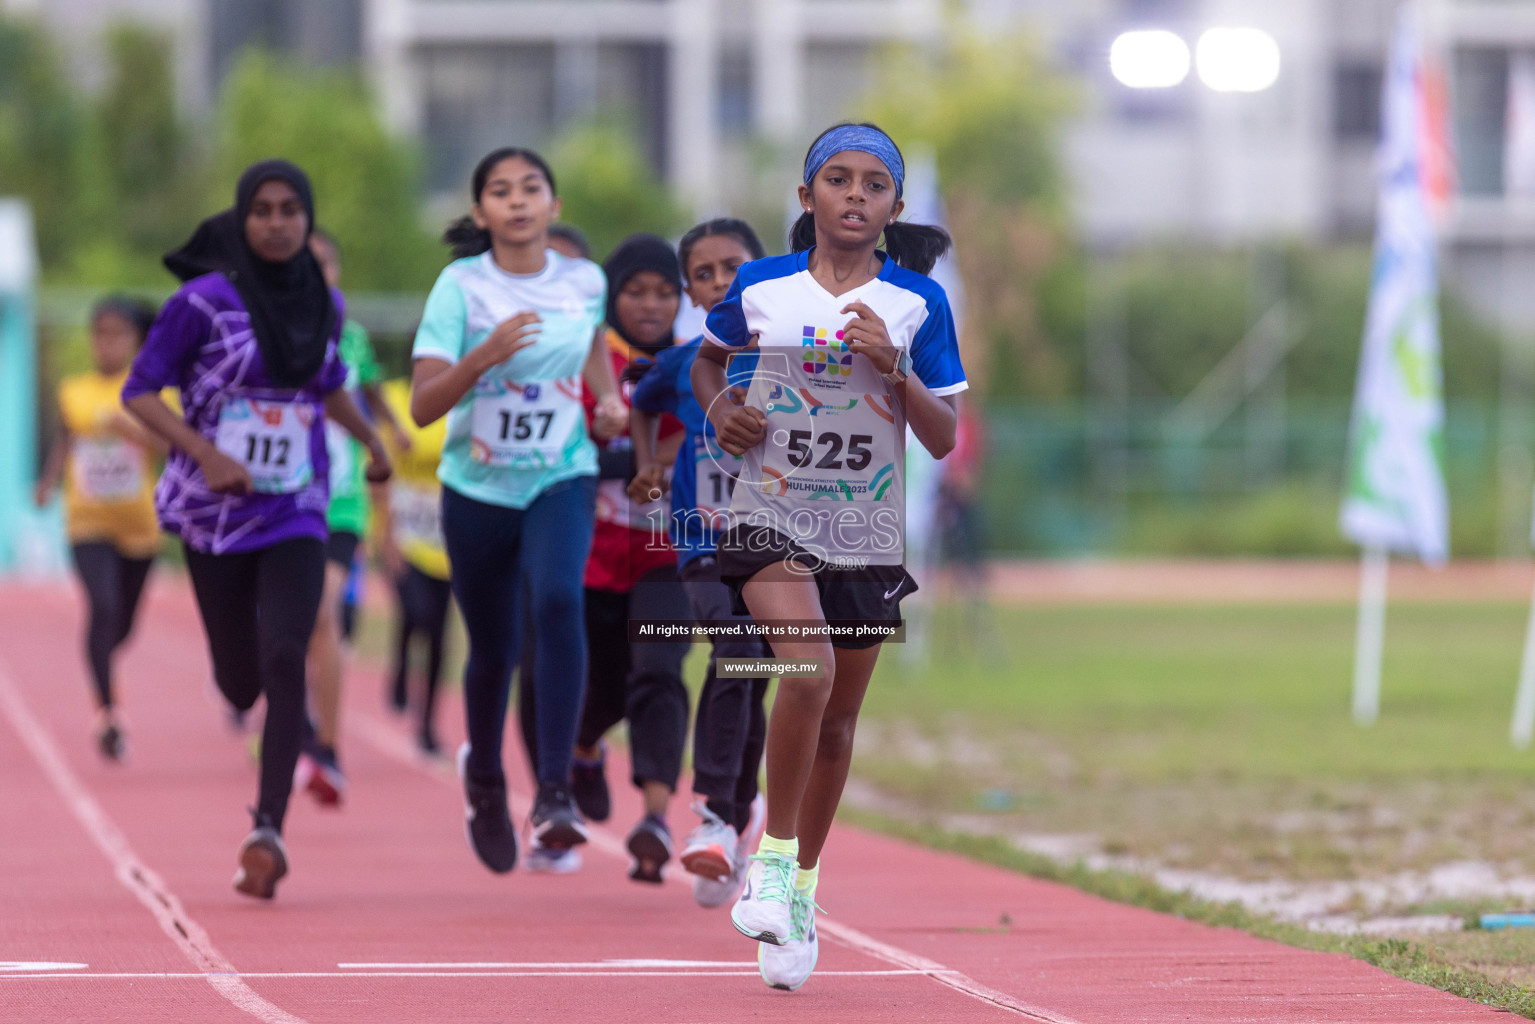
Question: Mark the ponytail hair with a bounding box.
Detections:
[442,146,559,259]
[881,220,951,276]
[787,211,952,276]
[442,217,492,260]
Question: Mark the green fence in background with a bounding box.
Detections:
[978,400,1502,558]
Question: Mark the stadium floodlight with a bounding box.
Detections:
[1109,30,1191,90]
[1195,27,1281,93]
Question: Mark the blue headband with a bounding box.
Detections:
[803,125,905,199]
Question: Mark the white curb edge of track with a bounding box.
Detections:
[350,705,1085,1023]
[0,660,311,1024]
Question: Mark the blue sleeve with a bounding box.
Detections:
[702,272,749,349]
[911,293,967,397]
[411,270,468,364]
[632,347,681,414]
[121,287,206,401]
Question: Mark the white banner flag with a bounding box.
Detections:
[1340,10,1450,566]
[1507,53,1535,198]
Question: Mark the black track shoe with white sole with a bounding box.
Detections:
[529,780,588,851]
[233,825,288,900]
[457,743,518,873]
[626,813,673,884]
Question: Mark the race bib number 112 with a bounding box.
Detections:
[214,396,315,494]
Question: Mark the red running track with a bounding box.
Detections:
[0,577,1512,1023]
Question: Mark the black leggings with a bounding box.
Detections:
[681,555,769,833]
[184,537,325,833]
[390,564,453,737]
[69,542,154,710]
[521,565,692,791]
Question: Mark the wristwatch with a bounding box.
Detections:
[880,349,911,386]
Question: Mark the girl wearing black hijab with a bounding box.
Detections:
[123,159,392,900]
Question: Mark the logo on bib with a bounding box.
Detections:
[524,383,541,401]
[801,326,853,377]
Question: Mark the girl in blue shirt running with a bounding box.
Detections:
[692,123,968,991]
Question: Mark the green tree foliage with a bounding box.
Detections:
[96,25,193,259]
[214,51,440,291]
[862,30,1076,398]
[547,118,686,262]
[0,18,103,270]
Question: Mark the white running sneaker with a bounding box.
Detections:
[683,800,742,907]
[524,844,583,874]
[759,885,821,991]
[731,850,796,945]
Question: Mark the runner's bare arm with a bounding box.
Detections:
[584,329,626,441]
[410,312,542,427]
[323,389,393,483]
[627,408,667,503]
[369,480,403,577]
[692,342,765,457]
[32,430,67,507]
[123,392,252,495]
[842,300,957,459]
[362,381,412,452]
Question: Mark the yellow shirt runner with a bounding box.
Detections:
[380,379,450,581]
[57,370,162,558]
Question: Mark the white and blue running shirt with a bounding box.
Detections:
[703,249,967,567]
[412,250,605,509]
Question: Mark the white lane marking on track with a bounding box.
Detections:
[0,969,934,979]
[0,661,310,1024]
[338,959,754,969]
[350,707,1086,1021]
[818,919,1085,1024]
[0,962,88,971]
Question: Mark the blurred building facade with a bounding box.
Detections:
[12,0,1535,319]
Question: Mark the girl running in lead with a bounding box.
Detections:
[410,147,625,874]
[693,123,966,990]
[123,160,392,899]
[379,375,453,757]
[35,296,164,762]
[629,218,771,906]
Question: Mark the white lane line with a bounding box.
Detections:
[0,969,932,979]
[349,706,1085,1021]
[337,959,753,969]
[0,661,310,1024]
[0,962,88,971]
[818,919,1084,1024]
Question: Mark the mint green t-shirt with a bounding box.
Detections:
[325,319,383,536]
[411,251,604,509]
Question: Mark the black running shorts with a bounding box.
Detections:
[716,523,915,650]
[325,529,361,570]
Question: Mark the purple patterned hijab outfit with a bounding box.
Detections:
[122,161,347,555]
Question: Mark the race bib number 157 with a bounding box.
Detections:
[470,376,583,468]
